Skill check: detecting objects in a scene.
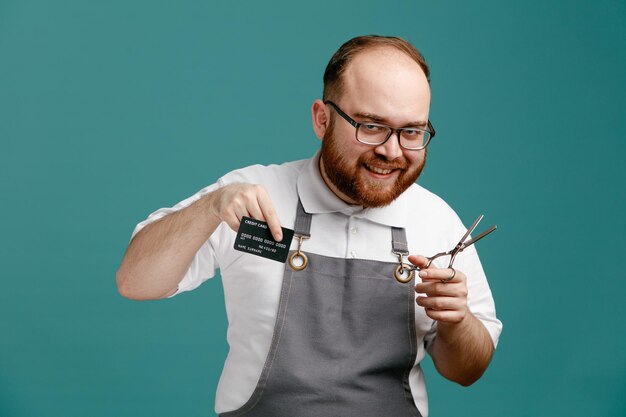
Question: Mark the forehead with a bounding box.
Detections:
[341,47,431,122]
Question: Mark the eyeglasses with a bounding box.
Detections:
[324,100,436,150]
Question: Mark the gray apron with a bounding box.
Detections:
[221,201,421,417]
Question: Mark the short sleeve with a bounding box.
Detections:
[420,209,503,355]
[423,247,502,357]
[457,244,503,348]
[130,182,222,297]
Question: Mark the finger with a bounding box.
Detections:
[223,210,243,233]
[408,254,429,268]
[416,295,466,313]
[418,267,465,284]
[229,185,265,223]
[415,281,462,297]
[420,306,467,324]
[255,187,283,242]
[245,198,265,222]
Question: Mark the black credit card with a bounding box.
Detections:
[234,216,295,263]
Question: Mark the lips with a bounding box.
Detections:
[364,162,404,176]
[366,165,393,175]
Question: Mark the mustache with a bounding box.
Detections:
[360,154,408,170]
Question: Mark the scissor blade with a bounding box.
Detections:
[462,225,497,249]
[456,214,484,247]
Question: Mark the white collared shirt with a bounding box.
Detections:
[132,152,502,416]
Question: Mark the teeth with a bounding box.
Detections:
[367,165,393,175]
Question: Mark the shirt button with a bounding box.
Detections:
[350,251,356,258]
[350,227,358,234]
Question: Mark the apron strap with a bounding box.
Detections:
[294,199,312,238]
[391,227,409,255]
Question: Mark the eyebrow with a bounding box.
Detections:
[353,112,428,128]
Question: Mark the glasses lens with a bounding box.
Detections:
[400,129,430,150]
[356,124,390,145]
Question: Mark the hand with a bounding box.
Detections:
[409,255,469,324]
[205,183,283,241]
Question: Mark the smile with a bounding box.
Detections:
[365,164,396,175]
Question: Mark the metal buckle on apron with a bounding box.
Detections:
[288,235,309,271]
[391,227,414,284]
[393,251,415,284]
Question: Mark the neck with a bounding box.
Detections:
[318,157,359,206]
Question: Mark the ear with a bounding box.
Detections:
[311,99,329,141]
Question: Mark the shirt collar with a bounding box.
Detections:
[297,151,410,228]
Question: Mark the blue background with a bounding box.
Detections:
[1,0,625,416]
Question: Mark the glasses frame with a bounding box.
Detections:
[324,100,436,150]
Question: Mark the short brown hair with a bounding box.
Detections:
[323,35,430,102]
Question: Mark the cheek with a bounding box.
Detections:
[338,138,371,161]
[405,150,425,166]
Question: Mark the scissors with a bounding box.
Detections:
[394,214,497,284]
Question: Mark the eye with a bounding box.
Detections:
[402,128,423,137]
[361,124,385,133]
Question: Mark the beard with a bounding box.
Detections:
[320,123,426,208]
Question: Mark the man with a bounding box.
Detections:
[117,35,502,417]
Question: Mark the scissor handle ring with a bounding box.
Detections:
[394,264,415,284]
[441,267,456,283]
[289,251,308,271]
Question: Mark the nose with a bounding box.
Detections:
[373,131,404,160]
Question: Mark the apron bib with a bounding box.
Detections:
[221,201,421,417]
